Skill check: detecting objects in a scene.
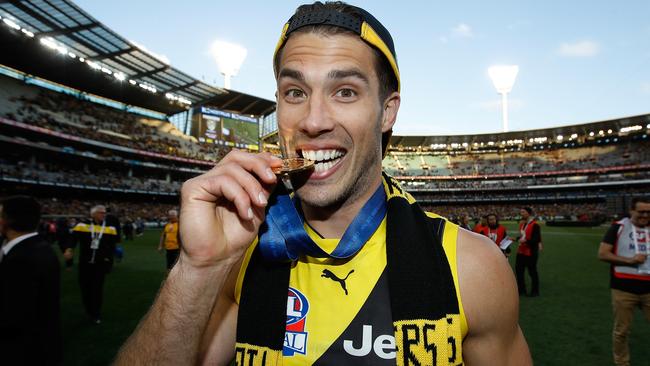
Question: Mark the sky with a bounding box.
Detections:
[74,0,650,136]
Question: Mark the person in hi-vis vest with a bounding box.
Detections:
[158,209,181,270]
[598,197,650,366]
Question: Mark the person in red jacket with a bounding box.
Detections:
[515,207,542,297]
[482,213,510,256]
[473,215,487,234]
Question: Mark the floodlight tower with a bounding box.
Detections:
[488,65,519,132]
[211,40,247,89]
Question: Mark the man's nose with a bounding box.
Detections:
[298,92,335,137]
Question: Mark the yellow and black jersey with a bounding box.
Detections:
[163,222,180,250]
[235,215,467,365]
[71,221,119,268]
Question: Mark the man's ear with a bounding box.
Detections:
[381,91,400,133]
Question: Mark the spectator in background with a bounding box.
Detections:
[473,215,488,234]
[516,207,542,297]
[0,196,62,365]
[105,206,123,263]
[460,214,473,231]
[123,217,134,241]
[64,205,119,324]
[55,216,74,269]
[158,209,181,270]
[483,213,511,257]
[597,197,650,366]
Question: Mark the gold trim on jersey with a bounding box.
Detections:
[72,223,118,236]
[234,343,282,366]
[393,316,463,366]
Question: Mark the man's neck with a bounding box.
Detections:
[631,219,646,228]
[301,179,382,239]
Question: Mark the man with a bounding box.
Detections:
[158,209,181,270]
[515,207,542,297]
[473,215,488,234]
[598,197,650,366]
[116,2,530,365]
[64,205,119,324]
[482,213,511,256]
[0,196,62,365]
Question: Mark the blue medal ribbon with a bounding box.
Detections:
[259,183,387,261]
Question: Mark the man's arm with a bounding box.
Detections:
[114,151,281,365]
[158,229,165,252]
[598,243,647,266]
[597,224,647,266]
[457,229,532,365]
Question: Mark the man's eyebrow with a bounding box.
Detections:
[328,68,369,85]
[278,68,305,81]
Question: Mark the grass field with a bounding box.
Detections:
[59,225,650,365]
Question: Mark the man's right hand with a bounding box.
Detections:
[178,150,282,269]
[631,253,648,264]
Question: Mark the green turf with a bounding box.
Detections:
[59,226,650,365]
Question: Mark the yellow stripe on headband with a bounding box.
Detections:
[273,23,290,73]
[360,22,401,92]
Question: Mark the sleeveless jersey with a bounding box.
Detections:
[235,215,468,365]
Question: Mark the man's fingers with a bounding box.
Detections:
[217,162,276,207]
[219,150,282,185]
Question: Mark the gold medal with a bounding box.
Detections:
[272,157,314,175]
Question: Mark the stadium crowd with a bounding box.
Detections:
[385,141,649,177]
[0,76,230,162]
[423,202,607,223]
[0,159,182,194]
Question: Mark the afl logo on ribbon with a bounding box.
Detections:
[284,287,309,356]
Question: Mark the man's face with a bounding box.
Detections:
[630,202,650,227]
[169,214,178,223]
[92,209,106,223]
[488,216,497,227]
[276,32,398,209]
[520,209,529,220]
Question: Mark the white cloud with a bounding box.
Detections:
[452,23,474,38]
[558,41,600,57]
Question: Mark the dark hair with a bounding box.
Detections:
[274,1,398,103]
[631,197,650,211]
[522,207,533,215]
[0,195,41,232]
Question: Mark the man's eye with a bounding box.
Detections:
[286,89,305,99]
[335,89,356,98]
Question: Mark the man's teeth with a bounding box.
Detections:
[301,149,344,172]
[302,149,344,162]
[314,160,336,172]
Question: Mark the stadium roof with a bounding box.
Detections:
[390,113,650,149]
[0,0,275,116]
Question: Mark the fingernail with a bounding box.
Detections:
[266,168,275,180]
[247,208,254,220]
[258,192,267,205]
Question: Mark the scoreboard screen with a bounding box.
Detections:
[193,106,259,150]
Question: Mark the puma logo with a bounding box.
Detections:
[321,269,355,295]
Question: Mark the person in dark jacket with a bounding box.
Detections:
[0,195,62,365]
[64,205,119,323]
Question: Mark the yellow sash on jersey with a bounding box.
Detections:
[236,173,463,365]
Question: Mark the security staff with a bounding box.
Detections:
[64,205,118,324]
